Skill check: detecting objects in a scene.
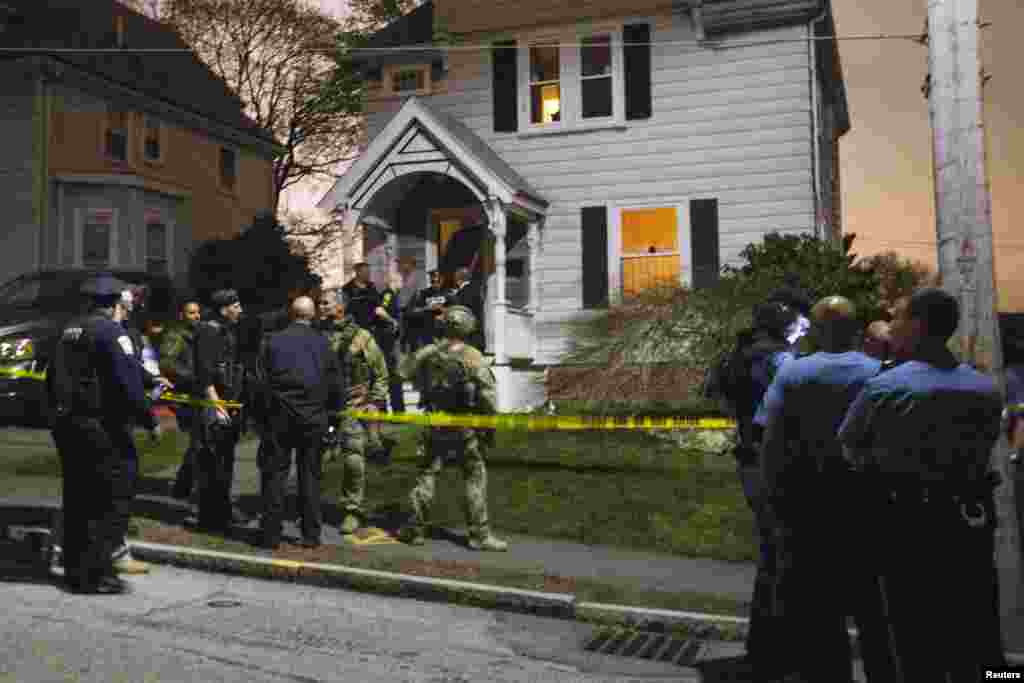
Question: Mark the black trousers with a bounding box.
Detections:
[53,416,138,586]
[194,411,239,531]
[877,492,1005,681]
[773,488,897,683]
[259,419,326,544]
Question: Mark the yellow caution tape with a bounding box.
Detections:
[1,364,736,430]
[346,410,735,431]
[345,527,400,546]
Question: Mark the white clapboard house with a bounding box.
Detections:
[318,0,849,411]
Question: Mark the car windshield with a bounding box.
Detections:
[0,272,157,310]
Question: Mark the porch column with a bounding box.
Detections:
[489,197,508,365]
[526,217,542,359]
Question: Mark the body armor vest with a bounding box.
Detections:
[48,315,104,418]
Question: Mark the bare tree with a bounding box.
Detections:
[158,0,364,210]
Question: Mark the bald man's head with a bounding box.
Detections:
[290,296,316,322]
[863,321,891,360]
[809,295,860,352]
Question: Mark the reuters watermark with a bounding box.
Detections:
[987,671,1022,680]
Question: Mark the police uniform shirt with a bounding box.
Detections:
[52,315,156,428]
[838,360,1003,482]
[756,351,881,490]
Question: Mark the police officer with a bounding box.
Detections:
[756,296,896,682]
[320,290,390,536]
[407,270,450,350]
[162,298,202,500]
[839,288,1006,680]
[193,288,246,534]
[375,277,404,413]
[341,263,381,330]
[722,300,796,680]
[863,320,891,362]
[398,306,507,551]
[46,273,161,594]
[257,297,344,549]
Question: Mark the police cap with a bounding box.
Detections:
[210,289,240,308]
[81,272,134,305]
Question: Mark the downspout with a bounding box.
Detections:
[808,4,828,241]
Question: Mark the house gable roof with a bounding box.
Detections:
[0,0,279,148]
[318,96,546,215]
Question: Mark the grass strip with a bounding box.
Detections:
[131,517,748,634]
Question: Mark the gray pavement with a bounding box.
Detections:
[0,562,748,682]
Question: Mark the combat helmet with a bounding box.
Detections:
[442,305,477,338]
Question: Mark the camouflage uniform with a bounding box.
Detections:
[324,315,389,533]
[399,306,507,551]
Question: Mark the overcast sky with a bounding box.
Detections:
[293,0,1023,309]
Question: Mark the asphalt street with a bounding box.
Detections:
[0,563,744,682]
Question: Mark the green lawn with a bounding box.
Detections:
[0,431,188,480]
[322,425,756,563]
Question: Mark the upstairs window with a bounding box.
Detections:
[528,44,561,125]
[219,146,237,192]
[580,35,613,119]
[392,68,426,94]
[146,220,168,274]
[105,110,129,161]
[142,115,162,162]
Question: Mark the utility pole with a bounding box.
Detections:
[925,0,1022,649]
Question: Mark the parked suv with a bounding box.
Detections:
[0,269,180,424]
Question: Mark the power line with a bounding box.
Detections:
[0,32,929,56]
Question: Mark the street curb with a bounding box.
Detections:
[127,540,747,638]
[128,541,576,619]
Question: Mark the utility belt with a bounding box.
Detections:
[874,471,1001,529]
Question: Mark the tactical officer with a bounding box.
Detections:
[398,306,507,551]
[839,288,1007,680]
[257,297,344,549]
[721,300,796,680]
[193,289,246,534]
[320,290,390,535]
[162,298,202,500]
[46,273,161,594]
[756,296,896,682]
[375,278,404,413]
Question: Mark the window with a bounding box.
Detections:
[620,208,680,297]
[392,69,426,94]
[142,115,162,162]
[219,146,237,191]
[528,44,561,124]
[499,24,651,134]
[580,35,613,119]
[105,110,129,161]
[146,220,168,274]
[82,210,114,268]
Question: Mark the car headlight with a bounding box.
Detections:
[0,338,35,363]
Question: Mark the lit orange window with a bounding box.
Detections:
[621,207,680,296]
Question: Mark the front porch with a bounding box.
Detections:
[319,97,549,410]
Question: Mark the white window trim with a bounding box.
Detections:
[517,27,625,136]
[144,211,174,274]
[74,208,119,269]
[608,202,691,302]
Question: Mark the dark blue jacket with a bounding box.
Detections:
[259,321,344,428]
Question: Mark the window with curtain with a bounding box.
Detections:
[529,44,561,124]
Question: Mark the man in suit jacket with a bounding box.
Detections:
[257,296,345,549]
[446,267,486,352]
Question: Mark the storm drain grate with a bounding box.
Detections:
[583,629,707,667]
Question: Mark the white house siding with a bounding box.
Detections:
[0,60,42,283]
[363,16,816,365]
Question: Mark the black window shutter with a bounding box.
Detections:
[690,199,720,289]
[581,206,609,308]
[623,23,652,120]
[492,41,518,132]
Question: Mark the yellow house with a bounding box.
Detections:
[0,0,283,287]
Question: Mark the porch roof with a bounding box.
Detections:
[318,97,547,216]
